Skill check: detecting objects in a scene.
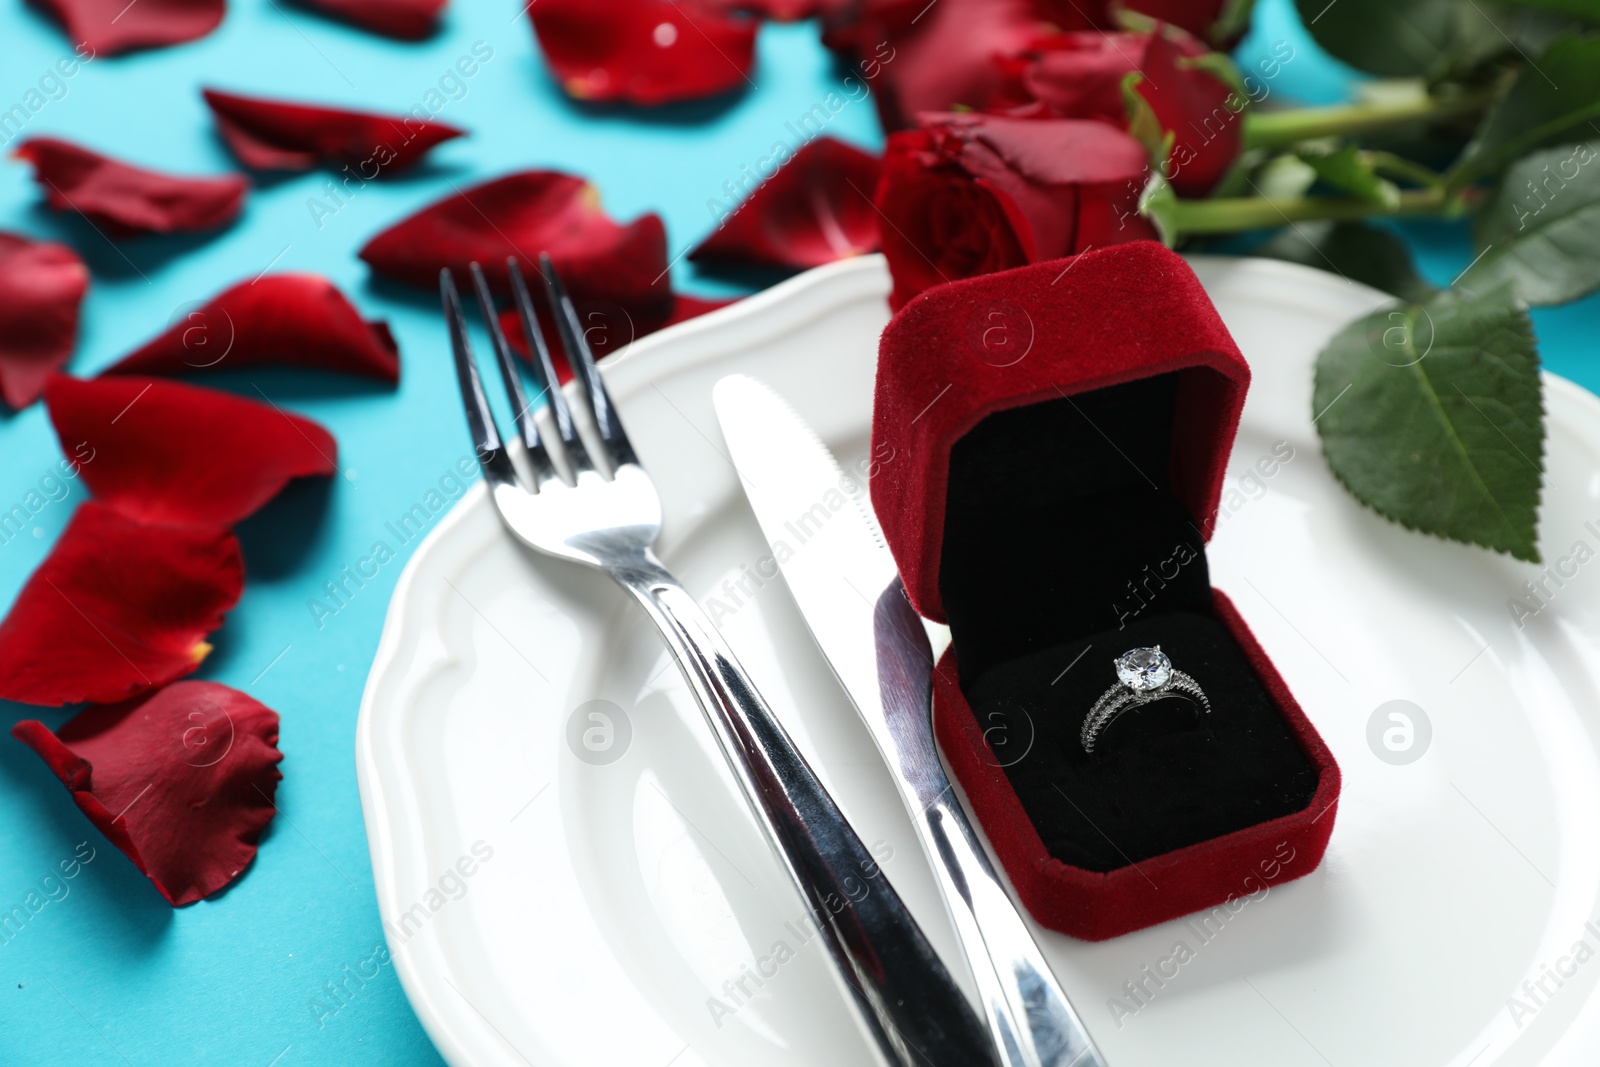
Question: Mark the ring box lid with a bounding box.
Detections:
[870,241,1248,630]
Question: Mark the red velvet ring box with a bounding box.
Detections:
[870,242,1341,941]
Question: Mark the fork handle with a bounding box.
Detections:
[611,551,996,1067]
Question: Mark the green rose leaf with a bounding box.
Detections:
[1139,173,1179,245]
[1460,140,1600,304]
[1257,221,1435,303]
[1298,145,1402,207]
[1456,33,1600,180]
[1484,0,1600,24]
[1208,0,1259,47]
[1313,284,1545,561]
[1120,72,1177,167]
[1293,0,1505,79]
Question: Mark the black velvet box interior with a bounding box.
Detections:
[938,374,1321,872]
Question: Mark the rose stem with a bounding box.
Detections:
[1242,85,1499,150]
[1166,187,1468,234]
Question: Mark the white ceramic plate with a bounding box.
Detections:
[357,254,1600,1067]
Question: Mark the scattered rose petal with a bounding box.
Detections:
[294,0,446,39]
[13,137,248,237]
[529,0,757,105]
[44,375,338,527]
[13,681,282,905]
[665,293,737,324]
[875,112,1155,308]
[33,0,224,56]
[497,291,735,375]
[999,29,1241,196]
[690,137,881,271]
[0,232,88,409]
[202,88,464,173]
[0,502,242,706]
[359,171,671,320]
[103,274,400,384]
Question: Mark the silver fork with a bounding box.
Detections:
[441,256,995,1067]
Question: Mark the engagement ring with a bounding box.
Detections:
[1080,646,1210,754]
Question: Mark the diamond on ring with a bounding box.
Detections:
[1081,646,1210,754]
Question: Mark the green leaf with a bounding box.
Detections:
[1120,72,1176,167]
[1456,33,1600,180]
[1486,0,1600,24]
[1138,173,1178,245]
[1313,284,1545,561]
[1298,145,1403,207]
[1461,140,1600,304]
[1257,221,1435,302]
[1176,53,1249,100]
[1255,153,1319,198]
[1293,0,1507,80]
[1209,0,1259,46]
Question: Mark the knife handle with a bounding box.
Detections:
[609,551,996,1067]
[918,791,1109,1067]
[871,581,1106,1067]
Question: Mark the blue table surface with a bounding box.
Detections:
[0,0,1593,1062]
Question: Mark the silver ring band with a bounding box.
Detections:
[1081,646,1211,754]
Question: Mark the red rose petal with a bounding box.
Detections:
[202,88,464,173]
[360,171,671,320]
[529,0,757,105]
[865,0,1075,131]
[103,273,400,384]
[964,113,1153,187]
[0,232,88,409]
[665,293,737,324]
[1007,30,1241,196]
[497,291,734,377]
[875,113,1154,309]
[294,0,446,39]
[13,137,248,237]
[44,375,338,527]
[0,502,242,706]
[13,681,282,905]
[690,137,881,271]
[1123,0,1236,46]
[33,0,224,56]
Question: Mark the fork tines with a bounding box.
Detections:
[440,254,637,491]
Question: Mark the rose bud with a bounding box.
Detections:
[996,28,1245,197]
[874,111,1157,310]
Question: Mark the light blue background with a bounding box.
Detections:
[0,0,1592,1063]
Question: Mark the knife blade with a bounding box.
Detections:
[713,373,1108,1067]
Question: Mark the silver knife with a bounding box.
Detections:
[713,374,1109,1067]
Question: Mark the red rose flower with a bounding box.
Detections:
[1121,0,1243,49]
[863,0,1073,132]
[998,29,1243,196]
[875,112,1156,309]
